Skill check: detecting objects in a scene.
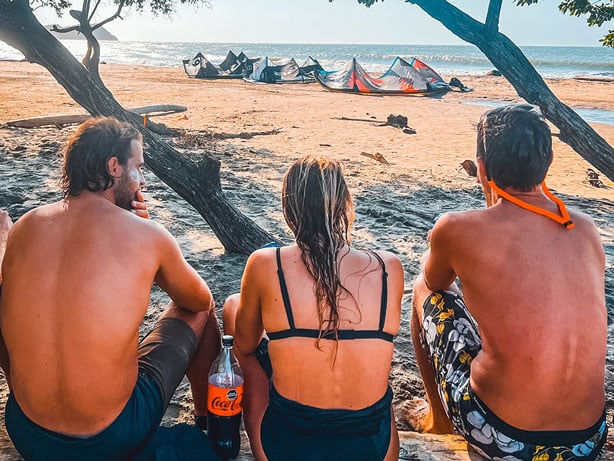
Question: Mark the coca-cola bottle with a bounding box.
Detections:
[207,335,243,460]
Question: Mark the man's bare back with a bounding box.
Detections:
[0,118,220,460]
[426,196,606,430]
[411,105,607,459]
[2,195,175,433]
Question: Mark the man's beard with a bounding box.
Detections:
[113,173,134,211]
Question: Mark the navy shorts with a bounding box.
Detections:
[138,317,198,407]
[5,317,221,461]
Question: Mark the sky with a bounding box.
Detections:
[34,0,611,46]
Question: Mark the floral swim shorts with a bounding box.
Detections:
[420,290,608,461]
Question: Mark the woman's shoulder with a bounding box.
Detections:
[342,248,403,281]
[362,249,404,287]
[245,244,298,273]
[370,248,401,263]
[362,248,402,272]
[246,246,277,267]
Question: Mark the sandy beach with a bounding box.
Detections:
[0,61,613,459]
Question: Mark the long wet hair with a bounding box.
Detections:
[282,155,354,342]
[61,117,142,197]
[476,103,552,191]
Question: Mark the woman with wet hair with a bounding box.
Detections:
[223,155,404,461]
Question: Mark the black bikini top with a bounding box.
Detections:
[267,248,394,343]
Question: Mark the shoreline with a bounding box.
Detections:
[2,42,613,81]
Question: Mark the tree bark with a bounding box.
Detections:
[0,0,278,254]
[407,0,614,182]
[80,26,102,84]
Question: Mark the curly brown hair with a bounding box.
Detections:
[61,117,142,197]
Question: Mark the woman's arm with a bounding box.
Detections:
[234,250,268,355]
[232,249,271,461]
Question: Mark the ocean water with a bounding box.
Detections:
[465,100,614,126]
[1,40,613,79]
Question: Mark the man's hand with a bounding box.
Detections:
[0,210,11,229]
[0,210,13,247]
[0,210,13,284]
[131,190,150,219]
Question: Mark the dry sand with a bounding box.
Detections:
[0,61,613,460]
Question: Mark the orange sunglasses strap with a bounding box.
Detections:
[488,181,574,229]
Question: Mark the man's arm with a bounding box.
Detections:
[133,193,211,313]
[153,226,213,313]
[421,214,458,292]
[0,210,13,387]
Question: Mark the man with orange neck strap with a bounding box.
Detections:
[411,104,607,460]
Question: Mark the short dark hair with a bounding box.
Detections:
[476,104,552,191]
[61,117,142,197]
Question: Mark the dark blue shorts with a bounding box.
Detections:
[421,290,608,460]
[5,318,221,461]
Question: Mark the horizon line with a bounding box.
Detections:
[53,38,607,48]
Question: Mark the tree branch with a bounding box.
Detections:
[485,0,503,32]
[89,0,101,22]
[51,24,81,33]
[92,1,124,31]
[82,0,92,20]
[403,0,614,181]
[407,0,486,42]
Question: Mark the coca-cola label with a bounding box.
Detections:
[207,384,244,416]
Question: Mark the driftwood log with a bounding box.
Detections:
[460,159,478,177]
[574,76,614,83]
[5,105,187,128]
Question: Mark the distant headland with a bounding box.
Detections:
[45,25,118,41]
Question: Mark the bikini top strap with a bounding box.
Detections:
[371,252,389,332]
[276,247,296,330]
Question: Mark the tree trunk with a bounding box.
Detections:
[409,0,614,182]
[0,0,278,254]
[81,27,102,85]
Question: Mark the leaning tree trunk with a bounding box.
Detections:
[408,0,614,182]
[0,0,278,254]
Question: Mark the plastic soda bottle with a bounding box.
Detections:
[207,335,244,460]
